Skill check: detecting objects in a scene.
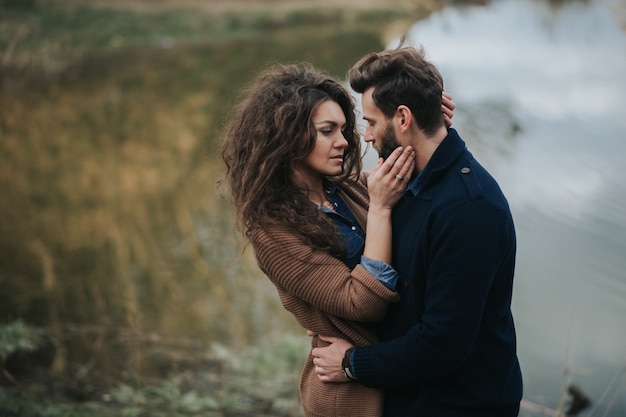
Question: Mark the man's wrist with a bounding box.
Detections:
[342,347,357,381]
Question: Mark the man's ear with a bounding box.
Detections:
[396,105,412,133]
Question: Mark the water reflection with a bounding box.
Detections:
[379,0,626,413]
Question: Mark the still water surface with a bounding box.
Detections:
[365,0,626,413]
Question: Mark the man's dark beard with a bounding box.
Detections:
[377,122,401,160]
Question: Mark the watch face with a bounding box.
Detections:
[342,348,357,380]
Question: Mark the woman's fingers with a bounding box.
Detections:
[442,91,455,128]
[368,146,414,210]
[381,146,414,181]
[396,158,415,183]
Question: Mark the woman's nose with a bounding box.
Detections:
[336,134,348,148]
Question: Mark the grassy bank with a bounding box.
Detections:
[0,328,310,417]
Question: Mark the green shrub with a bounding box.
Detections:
[0,320,44,361]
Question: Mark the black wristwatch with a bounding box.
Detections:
[342,347,357,380]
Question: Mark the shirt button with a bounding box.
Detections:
[461,167,471,174]
[351,226,356,230]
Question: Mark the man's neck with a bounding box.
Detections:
[412,125,449,174]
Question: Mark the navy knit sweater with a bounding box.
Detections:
[353,129,523,416]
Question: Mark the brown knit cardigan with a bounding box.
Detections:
[250,174,400,417]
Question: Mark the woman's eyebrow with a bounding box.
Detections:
[314,120,339,126]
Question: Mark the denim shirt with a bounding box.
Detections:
[406,169,424,197]
[321,179,398,291]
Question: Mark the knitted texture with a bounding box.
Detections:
[251,175,399,417]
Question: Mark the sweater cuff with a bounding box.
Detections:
[351,345,380,388]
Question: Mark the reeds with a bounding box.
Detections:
[0,42,298,385]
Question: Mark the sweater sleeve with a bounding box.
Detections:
[251,225,400,323]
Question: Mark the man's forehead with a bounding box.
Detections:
[362,87,375,103]
[361,90,381,120]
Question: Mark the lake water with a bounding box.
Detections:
[364,0,626,414]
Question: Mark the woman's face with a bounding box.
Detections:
[295,100,348,183]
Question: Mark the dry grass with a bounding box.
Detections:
[0,44,291,385]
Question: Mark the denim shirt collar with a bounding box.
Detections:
[406,170,424,197]
[323,177,337,196]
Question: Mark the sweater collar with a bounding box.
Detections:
[406,128,467,196]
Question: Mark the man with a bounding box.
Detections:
[311,46,523,416]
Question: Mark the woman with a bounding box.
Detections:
[221,63,453,416]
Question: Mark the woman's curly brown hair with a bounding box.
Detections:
[221,63,362,257]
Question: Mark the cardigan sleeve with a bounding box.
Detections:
[251,225,400,323]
